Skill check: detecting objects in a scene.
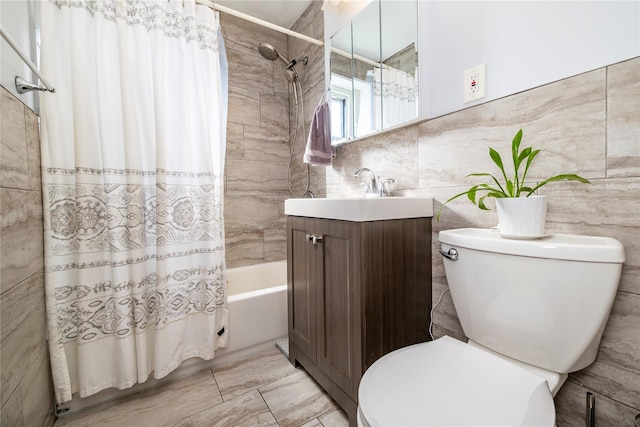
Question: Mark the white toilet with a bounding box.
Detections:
[358,228,625,426]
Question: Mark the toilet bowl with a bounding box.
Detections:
[357,228,625,426]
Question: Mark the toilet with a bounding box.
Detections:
[358,228,625,426]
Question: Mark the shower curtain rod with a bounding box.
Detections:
[195,0,324,47]
[0,26,55,93]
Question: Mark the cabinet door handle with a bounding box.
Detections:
[306,234,324,245]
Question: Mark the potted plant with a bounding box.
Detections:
[436,129,591,237]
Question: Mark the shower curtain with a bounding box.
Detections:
[373,66,417,129]
[40,0,228,403]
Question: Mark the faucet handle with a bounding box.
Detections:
[359,181,372,196]
[381,178,395,197]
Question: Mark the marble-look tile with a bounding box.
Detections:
[22,347,54,427]
[300,418,323,427]
[225,230,264,269]
[431,325,467,343]
[220,13,287,66]
[430,279,464,339]
[1,88,29,189]
[542,179,639,295]
[606,57,640,178]
[555,380,640,427]
[1,386,23,427]
[264,227,287,262]
[0,271,46,408]
[226,122,244,160]
[244,124,290,163]
[224,195,279,231]
[332,124,419,196]
[325,166,341,197]
[56,370,222,427]
[418,68,606,189]
[164,390,277,427]
[569,291,640,410]
[273,64,290,98]
[228,87,261,127]
[226,46,274,95]
[259,369,338,427]
[309,166,328,198]
[311,3,324,39]
[260,94,289,130]
[1,188,44,293]
[226,159,287,195]
[318,408,349,427]
[212,346,296,401]
[25,108,41,192]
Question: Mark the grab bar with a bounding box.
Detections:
[0,25,55,93]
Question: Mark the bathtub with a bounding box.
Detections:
[220,260,288,358]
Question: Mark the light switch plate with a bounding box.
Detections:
[464,63,486,103]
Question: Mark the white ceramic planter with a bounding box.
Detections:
[495,195,548,238]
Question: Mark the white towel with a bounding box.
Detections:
[303,101,333,166]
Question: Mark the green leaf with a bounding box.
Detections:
[477,195,491,210]
[489,148,505,172]
[506,180,514,197]
[467,186,478,203]
[526,174,592,195]
[511,129,523,166]
[515,147,532,172]
[489,147,510,193]
[521,149,541,184]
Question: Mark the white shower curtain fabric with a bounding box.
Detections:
[40,0,228,403]
[373,66,417,129]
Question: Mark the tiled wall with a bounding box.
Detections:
[1,87,55,426]
[221,0,326,269]
[288,0,327,202]
[327,57,640,425]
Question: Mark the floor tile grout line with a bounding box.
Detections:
[257,386,281,426]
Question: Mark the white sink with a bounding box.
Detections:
[284,197,433,222]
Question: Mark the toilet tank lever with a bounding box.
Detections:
[439,248,459,261]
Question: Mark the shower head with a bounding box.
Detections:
[284,68,297,83]
[259,41,308,106]
[285,68,299,105]
[258,43,289,65]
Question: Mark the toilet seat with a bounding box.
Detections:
[358,336,555,427]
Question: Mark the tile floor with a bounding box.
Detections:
[54,347,349,427]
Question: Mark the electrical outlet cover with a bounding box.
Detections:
[464,63,486,103]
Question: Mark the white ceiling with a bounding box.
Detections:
[215,0,315,29]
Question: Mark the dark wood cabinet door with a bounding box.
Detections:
[287,216,317,363]
[315,219,362,399]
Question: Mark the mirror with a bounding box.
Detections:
[330,0,418,143]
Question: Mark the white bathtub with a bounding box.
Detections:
[220,260,288,357]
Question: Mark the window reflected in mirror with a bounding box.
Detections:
[329,0,418,144]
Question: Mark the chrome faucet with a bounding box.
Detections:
[353,168,395,197]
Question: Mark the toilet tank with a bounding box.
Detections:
[438,228,625,374]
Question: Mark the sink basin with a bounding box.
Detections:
[284,197,433,222]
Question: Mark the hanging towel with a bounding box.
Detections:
[304,101,333,166]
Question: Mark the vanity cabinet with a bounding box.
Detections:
[287,215,432,425]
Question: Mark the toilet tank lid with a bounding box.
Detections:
[438,228,625,263]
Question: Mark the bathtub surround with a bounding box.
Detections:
[326,57,640,424]
[222,0,325,268]
[1,87,55,425]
